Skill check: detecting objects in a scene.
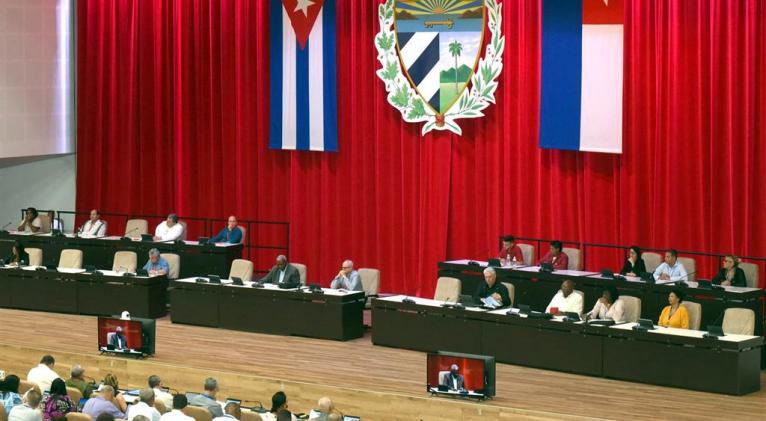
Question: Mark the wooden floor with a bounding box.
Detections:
[0,308,764,420]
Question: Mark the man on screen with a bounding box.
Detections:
[109,326,129,350]
[441,364,465,391]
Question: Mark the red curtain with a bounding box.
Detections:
[76,0,766,294]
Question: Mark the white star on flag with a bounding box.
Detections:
[602,0,609,5]
[294,0,315,17]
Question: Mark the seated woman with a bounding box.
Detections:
[0,375,23,415]
[5,241,29,266]
[100,373,128,413]
[619,245,647,277]
[712,255,747,287]
[586,285,625,322]
[658,289,689,329]
[42,379,75,421]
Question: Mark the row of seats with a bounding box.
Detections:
[15,249,182,280]
[432,276,756,334]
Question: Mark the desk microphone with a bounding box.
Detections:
[675,271,697,287]
[1,221,12,231]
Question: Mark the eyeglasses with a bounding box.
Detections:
[342,266,352,269]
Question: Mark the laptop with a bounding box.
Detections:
[697,279,712,289]
[197,236,210,244]
[562,312,581,321]
[641,272,655,284]
[231,277,244,286]
[140,234,153,242]
[518,304,531,315]
[137,268,149,276]
[704,325,725,338]
[487,258,501,267]
[600,269,614,279]
[208,275,221,284]
[539,262,554,273]
[459,294,479,307]
[632,318,655,331]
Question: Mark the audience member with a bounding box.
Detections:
[27,355,60,393]
[82,385,125,420]
[308,397,341,421]
[95,414,115,421]
[101,374,128,413]
[126,389,160,421]
[41,379,75,421]
[212,402,240,421]
[65,364,94,399]
[1,374,23,415]
[187,378,223,418]
[9,389,43,421]
[148,375,173,411]
[159,395,194,421]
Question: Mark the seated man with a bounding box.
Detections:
[8,389,42,421]
[26,355,60,393]
[82,385,126,420]
[17,207,42,233]
[441,364,465,391]
[79,209,107,237]
[148,375,173,411]
[474,267,511,307]
[329,260,362,291]
[498,235,524,266]
[65,364,94,398]
[109,326,128,350]
[143,248,170,276]
[187,378,223,418]
[154,214,184,241]
[545,280,583,315]
[539,240,568,270]
[308,397,340,421]
[212,402,241,421]
[159,394,194,421]
[260,255,300,286]
[126,389,161,421]
[209,216,243,244]
[653,249,688,282]
[47,211,63,232]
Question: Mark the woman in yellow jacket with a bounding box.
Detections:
[658,289,689,329]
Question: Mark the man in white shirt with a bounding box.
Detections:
[148,375,173,411]
[26,355,60,393]
[212,402,240,421]
[653,249,688,282]
[8,389,42,421]
[154,214,185,242]
[308,397,337,421]
[17,208,42,233]
[79,209,108,237]
[127,389,161,421]
[545,280,583,315]
[160,395,195,421]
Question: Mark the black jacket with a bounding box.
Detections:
[712,267,747,287]
[620,258,647,276]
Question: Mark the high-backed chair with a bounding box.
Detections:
[518,244,535,265]
[66,386,83,407]
[292,263,307,285]
[229,259,254,282]
[237,226,247,242]
[38,214,52,233]
[59,249,83,269]
[183,405,213,421]
[112,251,138,272]
[501,282,516,307]
[620,296,642,323]
[240,410,262,421]
[642,252,662,274]
[358,268,381,308]
[163,253,180,279]
[738,262,759,288]
[26,248,43,266]
[125,219,148,237]
[722,308,756,335]
[677,257,696,282]
[438,371,451,386]
[562,247,581,270]
[179,221,188,241]
[65,413,92,421]
[18,380,40,395]
[682,301,701,330]
[0,402,7,421]
[434,277,461,303]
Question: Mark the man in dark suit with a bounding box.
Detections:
[260,255,301,286]
[109,326,128,350]
[441,364,465,391]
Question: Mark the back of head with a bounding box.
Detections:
[26,389,43,407]
[327,413,342,421]
[40,355,55,367]
[172,394,188,410]
[139,388,155,404]
[317,397,333,413]
[0,374,20,393]
[133,416,150,421]
[148,375,161,389]
[95,414,116,421]
[224,402,241,420]
[276,409,292,421]
[50,378,67,396]
[203,377,218,393]
[103,373,119,389]
[71,364,84,379]
[270,391,287,412]
[551,240,562,251]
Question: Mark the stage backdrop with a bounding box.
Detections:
[76,0,766,294]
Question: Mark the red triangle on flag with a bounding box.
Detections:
[282,0,324,50]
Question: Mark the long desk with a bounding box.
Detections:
[372,295,763,395]
[0,231,242,278]
[438,260,765,336]
[0,266,167,318]
[170,278,365,341]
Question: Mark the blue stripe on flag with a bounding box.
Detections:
[322,0,338,152]
[296,39,310,151]
[407,35,439,86]
[539,0,582,151]
[397,32,414,49]
[269,0,283,149]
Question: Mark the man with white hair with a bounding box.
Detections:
[440,364,465,391]
[82,385,126,420]
[65,364,94,398]
[260,255,300,286]
[308,397,340,420]
[329,260,362,291]
[127,389,161,421]
[474,267,511,307]
[187,378,223,418]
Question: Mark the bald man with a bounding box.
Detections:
[308,397,337,420]
[260,255,301,285]
[330,260,362,291]
[441,364,465,391]
[545,280,583,315]
[209,216,243,244]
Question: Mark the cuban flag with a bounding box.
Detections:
[539,0,624,154]
[270,0,337,152]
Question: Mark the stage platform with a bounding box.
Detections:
[0,309,763,420]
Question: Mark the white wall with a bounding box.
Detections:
[0,154,76,230]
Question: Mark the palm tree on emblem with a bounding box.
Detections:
[448,40,463,93]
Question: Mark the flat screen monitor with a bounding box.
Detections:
[426,351,495,398]
[97,316,156,356]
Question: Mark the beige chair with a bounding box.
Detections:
[620,296,642,323]
[677,257,696,282]
[562,247,581,270]
[738,262,759,288]
[154,400,168,414]
[240,410,262,421]
[501,282,516,306]
[38,214,52,233]
[229,259,254,282]
[682,301,701,330]
[112,251,138,272]
[237,225,247,242]
[358,268,381,307]
[26,248,43,266]
[183,405,213,421]
[125,219,148,237]
[434,277,461,303]
[179,221,188,241]
[59,249,83,269]
[164,253,180,279]
[642,252,662,273]
[292,263,307,285]
[66,386,83,407]
[518,244,535,265]
[65,414,92,421]
[722,308,755,335]
[0,402,6,421]
[18,380,40,395]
